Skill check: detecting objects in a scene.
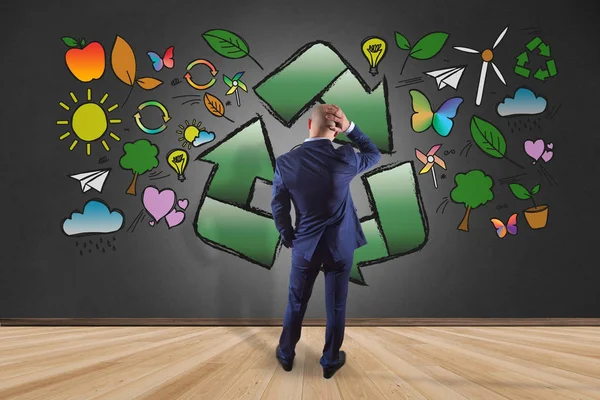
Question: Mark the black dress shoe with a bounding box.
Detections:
[276,346,293,371]
[323,351,346,379]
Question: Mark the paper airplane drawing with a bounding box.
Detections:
[69,168,111,193]
[424,66,467,90]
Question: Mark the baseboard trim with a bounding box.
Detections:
[1,318,599,326]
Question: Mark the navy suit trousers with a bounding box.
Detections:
[277,235,354,368]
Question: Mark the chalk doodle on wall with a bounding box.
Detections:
[491,213,518,238]
[509,183,549,229]
[415,144,446,189]
[204,93,234,123]
[54,23,562,285]
[166,149,188,182]
[133,101,171,135]
[470,115,524,169]
[142,186,187,229]
[454,26,509,106]
[424,66,467,90]
[497,87,547,117]
[182,59,218,91]
[202,29,264,70]
[111,35,163,105]
[62,36,105,82]
[69,168,110,193]
[176,119,215,149]
[394,31,449,75]
[524,138,558,186]
[119,139,159,195]
[450,169,494,232]
[524,139,553,164]
[361,36,387,76]
[147,46,174,72]
[223,71,248,107]
[57,88,122,156]
[62,199,124,236]
[514,36,557,81]
[409,89,463,137]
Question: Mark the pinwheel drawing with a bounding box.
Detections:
[415,144,446,189]
[454,26,508,106]
[223,71,247,107]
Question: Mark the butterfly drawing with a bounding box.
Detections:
[490,213,518,238]
[147,46,174,71]
[409,89,463,137]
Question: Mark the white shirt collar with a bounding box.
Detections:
[304,137,331,142]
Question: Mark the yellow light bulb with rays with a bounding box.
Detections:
[361,36,388,76]
[166,149,189,182]
[176,119,204,150]
[56,88,121,156]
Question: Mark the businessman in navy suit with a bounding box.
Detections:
[271,104,381,378]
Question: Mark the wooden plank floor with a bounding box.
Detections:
[0,326,599,399]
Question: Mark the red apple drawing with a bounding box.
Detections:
[62,36,105,82]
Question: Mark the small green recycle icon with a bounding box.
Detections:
[514,37,557,81]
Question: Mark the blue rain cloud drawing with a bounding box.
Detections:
[62,199,124,236]
[497,87,547,117]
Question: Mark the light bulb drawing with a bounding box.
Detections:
[454,26,509,106]
[361,36,387,76]
[166,149,188,182]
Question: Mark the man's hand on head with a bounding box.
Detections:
[324,105,350,133]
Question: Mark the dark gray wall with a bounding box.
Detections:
[1,0,598,318]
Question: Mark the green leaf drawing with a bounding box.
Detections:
[470,116,506,158]
[81,38,86,46]
[62,36,79,48]
[509,183,531,200]
[202,29,264,70]
[410,32,449,60]
[470,116,524,168]
[531,184,540,195]
[394,32,411,50]
[395,31,449,74]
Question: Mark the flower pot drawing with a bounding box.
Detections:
[523,205,548,229]
[509,183,549,230]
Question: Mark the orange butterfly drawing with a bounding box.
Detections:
[490,213,518,238]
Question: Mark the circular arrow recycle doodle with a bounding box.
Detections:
[514,37,557,81]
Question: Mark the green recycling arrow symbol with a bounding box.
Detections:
[514,36,557,81]
[193,41,428,285]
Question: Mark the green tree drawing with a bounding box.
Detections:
[450,169,494,232]
[119,139,159,195]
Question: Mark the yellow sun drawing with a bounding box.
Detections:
[176,119,205,150]
[56,88,122,156]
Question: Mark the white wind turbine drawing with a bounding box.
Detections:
[454,26,509,106]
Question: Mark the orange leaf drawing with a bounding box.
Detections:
[136,77,163,90]
[111,35,136,86]
[203,93,225,117]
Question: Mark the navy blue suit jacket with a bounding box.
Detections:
[271,124,381,262]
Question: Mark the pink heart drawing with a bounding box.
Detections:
[541,150,553,162]
[177,199,189,210]
[524,139,545,161]
[547,143,553,149]
[165,208,185,228]
[148,220,155,227]
[142,186,176,223]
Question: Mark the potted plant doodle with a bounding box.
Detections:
[508,183,548,229]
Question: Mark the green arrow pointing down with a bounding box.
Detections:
[253,41,393,153]
[349,162,428,285]
[194,116,281,268]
